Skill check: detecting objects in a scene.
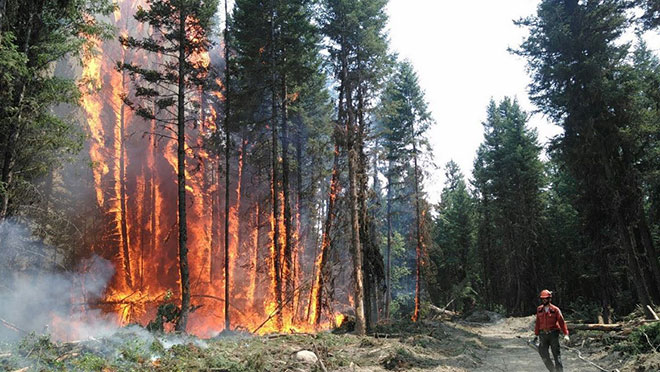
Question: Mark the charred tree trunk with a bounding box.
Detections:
[295,118,305,320]
[223,0,231,332]
[270,0,283,329]
[309,73,343,324]
[175,7,190,333]
[281,71,295,315]
[309,143,339,325]
[119,67,132,289]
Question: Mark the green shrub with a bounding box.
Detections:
[72,353,108,371]
[615,322,660,354]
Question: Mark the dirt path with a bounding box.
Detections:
[467,316,602,372]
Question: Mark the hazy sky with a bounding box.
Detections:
[386,0,561,203]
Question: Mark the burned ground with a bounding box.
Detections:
[1,314,659,371]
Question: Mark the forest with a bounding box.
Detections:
[1,0,660,361]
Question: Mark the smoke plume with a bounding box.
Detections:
[0,220,117,342]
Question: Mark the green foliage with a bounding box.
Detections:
[147,304,181,333]
[429,161,477,313]
[376,60,433,320]
[567,297,604,323]
[390,293,413,320]
[118,338,151,363]
[0,0,114,218]
[516,0,660,317]
[381,346,439,370]
[118,0,218,125]
[472,98,546,315]
[616,322,660,354]
[71,353,108,371]
[15,333,64,370]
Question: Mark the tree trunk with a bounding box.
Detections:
[270,0,283,329]
[617,213,655,319]
[175,7,190,333]
[598,147,655,319]
[309,142,339,325]
[385,169,392,320]
[633,225,660,303]
[338,41,366,334]
[119,67,132,289]
[411,140,422,322]
[223,0,231,332]
[638,216,660,302]
[348,142,366,335]
[309,74,343,325]
[356,84,381,330]
[281,71,295,316]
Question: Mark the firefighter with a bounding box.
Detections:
[534,289,569,372]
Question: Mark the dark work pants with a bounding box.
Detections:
[538,330,563,372]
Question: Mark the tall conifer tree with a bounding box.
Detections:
[118,0,218,332]
[517,0,660,318]
[472,98,545,314]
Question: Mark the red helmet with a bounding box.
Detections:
[539,290,553,299]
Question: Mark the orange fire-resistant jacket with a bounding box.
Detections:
[534,303,569,336]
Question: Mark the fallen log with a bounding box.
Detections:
[0,318,26,334]
[567,323,622,332]
[428,304,457,318]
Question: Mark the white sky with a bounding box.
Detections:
[386,1,660,205]
[386,0,561,204]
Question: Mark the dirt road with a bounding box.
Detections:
[467,316,603,372]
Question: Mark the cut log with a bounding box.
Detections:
[567,323,622,332]
[428,304,457,318]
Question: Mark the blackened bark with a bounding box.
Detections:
[270,0,283,329]
[281,71,295,313]
[310,142,339,325]
[223,0,231,332]
[175,7,190,333]
[119,68,132,289]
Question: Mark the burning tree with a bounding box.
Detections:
[117,0,218,332]
[321,0,390,334]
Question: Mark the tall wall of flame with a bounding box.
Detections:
[79,0,337,336]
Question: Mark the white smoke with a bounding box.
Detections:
[0,220,118,342]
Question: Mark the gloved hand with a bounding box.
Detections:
[563,335,570,343]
